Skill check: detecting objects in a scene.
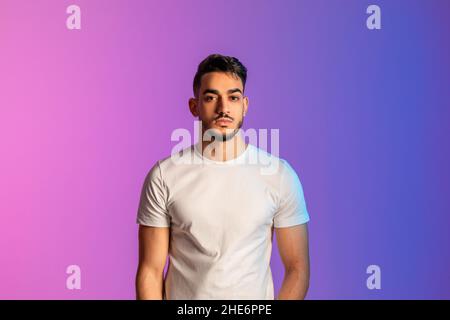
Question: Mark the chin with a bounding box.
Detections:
[203,127,238,142]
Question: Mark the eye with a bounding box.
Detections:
[204,96,215,102]
[230,96,240,101]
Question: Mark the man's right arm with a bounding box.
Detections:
[135,225,169,300]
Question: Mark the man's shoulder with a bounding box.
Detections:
[152,144,196,172]
[247,144,291,176]
[141,145,195,186]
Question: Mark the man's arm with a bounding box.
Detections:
[275,223,310,300]
[135,225,169,300]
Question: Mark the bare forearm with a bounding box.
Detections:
[135,267,165,300]
[276,268,309,300]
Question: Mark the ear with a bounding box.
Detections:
[189,97,199,117]
[243,96,249,117]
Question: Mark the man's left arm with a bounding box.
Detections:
[275,223,310,300]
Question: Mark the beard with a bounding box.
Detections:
[202,118,244,142]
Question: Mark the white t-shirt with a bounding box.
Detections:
[136,143,310,300]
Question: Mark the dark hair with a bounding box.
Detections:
[193,54,247,97]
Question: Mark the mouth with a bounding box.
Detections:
[214,118,233,126]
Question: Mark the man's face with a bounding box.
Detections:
[189,71,248,142]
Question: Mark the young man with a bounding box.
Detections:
[135,54,310,300]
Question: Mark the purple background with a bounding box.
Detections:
[1,0,449,299]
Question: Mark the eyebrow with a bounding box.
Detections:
[202,88,243,95]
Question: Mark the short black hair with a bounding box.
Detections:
[193,54,247,97]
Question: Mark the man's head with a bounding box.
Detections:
[189,54,249,142]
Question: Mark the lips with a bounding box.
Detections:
[215,118,233,125]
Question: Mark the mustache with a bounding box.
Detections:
[214,114,234,121]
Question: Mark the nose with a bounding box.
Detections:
[215,96,231,116]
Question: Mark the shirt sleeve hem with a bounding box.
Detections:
[273,214,310,228]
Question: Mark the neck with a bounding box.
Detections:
[199,133,247,162]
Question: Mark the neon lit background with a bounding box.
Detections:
[0,0,449,299]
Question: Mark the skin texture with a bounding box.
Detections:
[135,71,310,300]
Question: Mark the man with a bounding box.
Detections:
[135,54,310,300]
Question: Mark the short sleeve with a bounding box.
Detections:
[273,160,310,228]
[136,161,171,227]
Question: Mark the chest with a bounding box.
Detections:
[167,168,278,232]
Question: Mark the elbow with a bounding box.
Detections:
[286,264,310,290]
[135,265,165,300]
[136,264,165,286]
